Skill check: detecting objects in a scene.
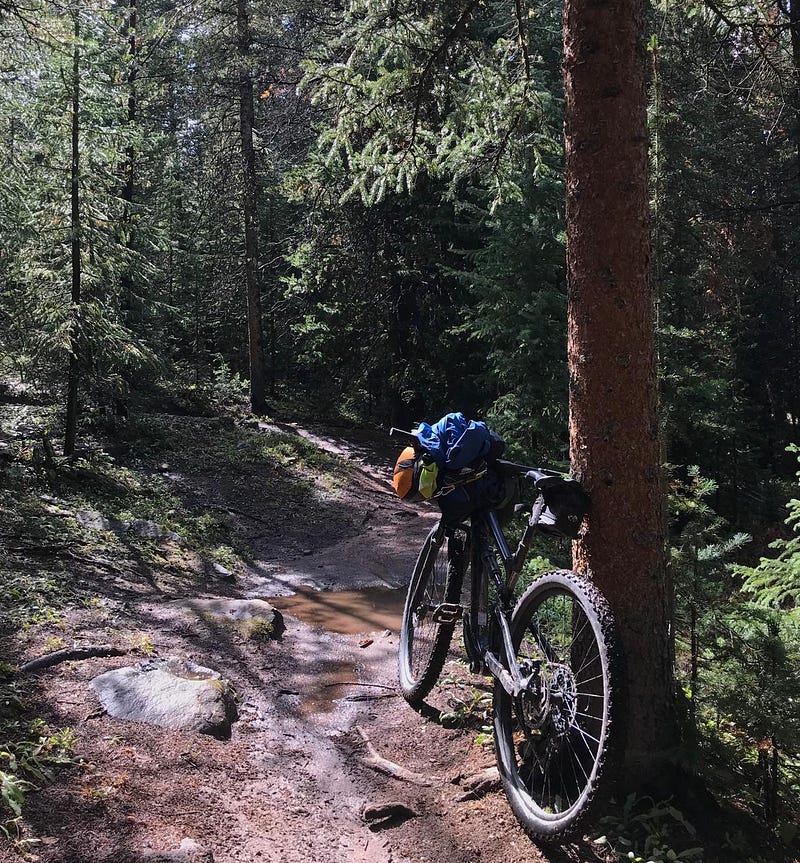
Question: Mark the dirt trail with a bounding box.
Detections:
[8,423,568,863]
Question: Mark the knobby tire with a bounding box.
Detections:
[493,570,616,839]
[398,525,464,704]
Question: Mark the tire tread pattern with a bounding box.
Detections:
[398,529,464,705]
[493,569,619,839]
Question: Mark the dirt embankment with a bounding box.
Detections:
[2,418,571,863]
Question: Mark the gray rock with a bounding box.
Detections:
[75,511,182,543]
[128,518,166,539]
[75,510,126,532]
[174,598,283,640]
[210,562,235,581]
[90,657,238,739]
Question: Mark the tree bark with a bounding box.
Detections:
[562,0,677,780]
[64,8,82,457]
[237,0,268,415]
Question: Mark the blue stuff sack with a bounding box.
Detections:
[416,412,495,470]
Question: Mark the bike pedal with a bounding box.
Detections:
[431,603,463,624]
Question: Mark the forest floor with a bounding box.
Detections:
[1,401,788,863]
[0,404,602,863]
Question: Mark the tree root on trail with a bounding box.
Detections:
[454,766,500,801]
[19,645,129,674]
[355,725,437,786]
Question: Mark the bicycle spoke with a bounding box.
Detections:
[399,527,465,703]
[495,573,614,836]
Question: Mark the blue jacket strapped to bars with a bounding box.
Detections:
[415,412,494,471]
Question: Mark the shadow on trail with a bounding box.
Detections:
[8,414,584,863]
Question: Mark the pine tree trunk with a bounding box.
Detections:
[64,10,82,457]
[237,0,268,415]
[562,0,677,779]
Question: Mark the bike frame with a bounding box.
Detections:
[455,482,552,700]
[389,426,567,700]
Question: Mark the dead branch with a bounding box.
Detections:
[355,725,436,786]
[19,645,128,674]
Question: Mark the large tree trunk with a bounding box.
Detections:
[237,0,268,415]
[64,9,82,457]
[562,0,677,779]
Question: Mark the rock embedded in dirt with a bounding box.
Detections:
[173,597,284,640]
[129,518,182,542]
[89,657,238,739]
[454,766,501,801]
[76,509,128,533]
[75,510,182,543]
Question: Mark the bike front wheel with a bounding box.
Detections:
[398,523,465,704]
[493,570,616,838]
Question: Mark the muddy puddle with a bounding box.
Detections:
[267,586,406,715]
[268,585,405,635]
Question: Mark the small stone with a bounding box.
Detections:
[210,562,234,581]
[158,463,170,472]
[302,549,312,556]
[358,638,373,649]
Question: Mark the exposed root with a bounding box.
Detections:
[355,725,436,787]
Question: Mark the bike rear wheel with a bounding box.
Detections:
[398,524,465,704]
[493,570,616,838]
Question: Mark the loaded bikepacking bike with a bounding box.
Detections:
[389,428,617,839]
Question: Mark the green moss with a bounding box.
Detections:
[238,617,275,642]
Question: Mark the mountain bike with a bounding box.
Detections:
[390,428,617,839]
